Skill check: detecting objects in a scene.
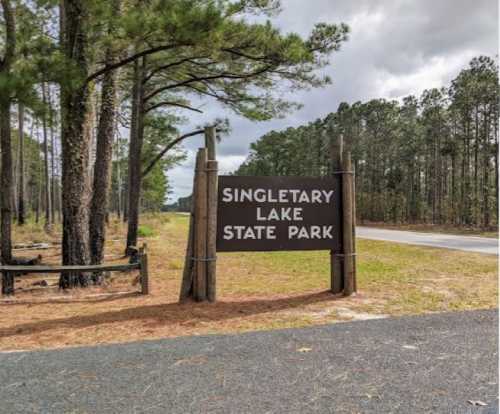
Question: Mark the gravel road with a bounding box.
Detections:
[0,309,497,413]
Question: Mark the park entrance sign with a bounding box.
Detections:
[180,127,356,303]
[216,176,342,252]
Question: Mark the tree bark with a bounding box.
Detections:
[42,83,52,228]
[0,0,15,265]
[59,0,92,288]
[115,135,122,219]
[0,99,13,265]
[17,103,25,225]
[89,51,119,266]
[36,121,42,223]
[47,85,58,224]
[494,108,499,223]
[123,185,128,222]
[125,57,146,255]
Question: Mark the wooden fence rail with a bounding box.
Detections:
[0,244,149,296]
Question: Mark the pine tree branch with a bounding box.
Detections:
[144,101,203,114]
[86,43,189,84]
[143,55,210,84]
[144,66,271,102]
[141,129,205,178]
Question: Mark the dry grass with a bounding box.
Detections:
[0,213,497,351]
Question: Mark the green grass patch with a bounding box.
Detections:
[137,225,156,237]
[137,213,498,314]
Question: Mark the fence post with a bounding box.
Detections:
[1,271,14,296]
[330,134,344,294]
[342,152,355,296]
[139,243,149,295]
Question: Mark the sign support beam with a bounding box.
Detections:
[330,134,344,294]
[341,152,355,296]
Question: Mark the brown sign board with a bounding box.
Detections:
[216,176,342,252]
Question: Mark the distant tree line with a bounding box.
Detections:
[9,116,56,225]
[167,194,192,212]
[236,56,499,229]
[3,97,181,226]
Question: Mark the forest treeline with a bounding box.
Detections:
[5,103,181,226]
[0,0,349,288]
[236,56,499,229]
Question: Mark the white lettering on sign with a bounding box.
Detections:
[222,187,233,202]
[223,225,277,240]
[288,226,333,239]
[256,207,303,222]
[323,190,334,203]
[221,188,335,204]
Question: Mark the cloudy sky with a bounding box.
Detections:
[167,0,498,202]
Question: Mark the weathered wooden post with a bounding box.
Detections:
[139,243,149,295]
[193,148,208,301]
[179,126,219,303]
[351,164,357,292]
[205,126,216,160]
[330,134,344,294]
[179,153,200,301]
[205,126,218,302]
[1,271,14,296]
[342,152,355,296]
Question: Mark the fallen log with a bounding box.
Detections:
[10,255,43,266]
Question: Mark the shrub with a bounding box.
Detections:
[137,225,155,237]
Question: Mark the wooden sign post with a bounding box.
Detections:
[180,129,356,303]
[330,134,344,294]
[330,134,357,296]
[179,127,218,302]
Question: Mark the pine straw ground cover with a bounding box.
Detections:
[0,213,497,351]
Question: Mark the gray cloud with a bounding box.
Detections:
[167,0,498,202]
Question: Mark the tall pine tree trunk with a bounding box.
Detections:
[451,153,456,225]
[36,122,42,224]
[494,113,499,224]
[123,185,128,222]
[47,85,57,224]
[12,121,18,223]
[473,108,479,226]
[89,0,120,266]
[89,53,118,266]
[125,57,146,255]
[59,0,92,288]
[483,114,491,229]
[17,103,25,225]
[116,136,122,219]
[0,0,15,266]
[0,99,13,265]
[42,83,52,229]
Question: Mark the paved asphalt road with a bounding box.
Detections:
[357,227,498,255]
[0,310,497,414]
